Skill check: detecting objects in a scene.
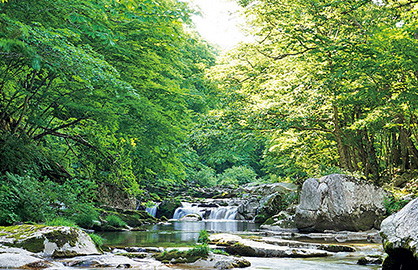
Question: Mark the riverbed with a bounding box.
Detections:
[100,220,383,270]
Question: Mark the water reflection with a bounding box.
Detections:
[100,220,259,247]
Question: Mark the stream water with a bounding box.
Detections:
[100,220,259,247]
[100,220,383,270]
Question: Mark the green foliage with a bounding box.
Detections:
[71,204,99,229]
[0,0,218,205]
[218,166,257,186]
[187,244,210,258]
[211,248,229,255]
[384,196,409,216]
[188,166,217,187]
[88,233,103,248]
[0,172,97,226]
[0,173,52,225]
[154,244,210,264]
[45,217,77,228]
[207,0,418,183]
[197,229,210,244]
[105,215,127,228]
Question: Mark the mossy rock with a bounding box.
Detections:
[18,236,45,253]
[98,208,157,228]
[45,228,78,248]
[0,225,100,257]
[154,246,210,264]
[157,199,182,219]
[225,243,257,257]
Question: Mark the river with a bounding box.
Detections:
[100,220,383,270]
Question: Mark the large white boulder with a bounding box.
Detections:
[380,198,418,269]
[295,174,386,232]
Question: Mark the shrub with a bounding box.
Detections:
[190,166,217,187]
[0,173,52,225]
[45,217,77,227]
[89,233,104,248]
[384,196,409,216]
[218,166,257,186]
[198,229,210,244]
[72,204,100,229]
[105,215,127,228]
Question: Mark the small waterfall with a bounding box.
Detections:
[146,202,160,217]
[172,202,238,220]
[173,202,205,219]
[209,206,238,220]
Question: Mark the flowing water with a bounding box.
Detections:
[172,202,238,220]
[100,220,259,247]
[104,203,383,269]
[100,220,383,270]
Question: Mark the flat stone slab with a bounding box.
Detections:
[61,254,169,269]
[210,234,330,258]
[261,229,382,243]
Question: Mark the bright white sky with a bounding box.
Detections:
[185,0,249,50]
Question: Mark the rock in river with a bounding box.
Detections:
[380,197,418,270]
[209,234,331,258]
[0,225,100,258]
[295,174,386,232]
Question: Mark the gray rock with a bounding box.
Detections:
[62,254,168,269]
[357,255,383,265]
[179,213,203,221]
[209,234,330,258]
[0,225,100,258]
[0,253,44,268]
[191,254,250,269]
[295,174,386,232]
[380,198,418,269]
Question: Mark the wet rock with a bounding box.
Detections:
[381,197,418,269]
[62,254,167,269]
[0,225,100,258]
[210,234,330,258]
[251,237,355,252]
[98,207,157,229]
[262,228,382,243]
[157,199,182,219]
[191,254,251,269]
[0,253,45,268]
[179,213,202,221]
[295,174,386,232]
[357,255,383,265]
[261,210,296,229]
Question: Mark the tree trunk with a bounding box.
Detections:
[332,105,353,171]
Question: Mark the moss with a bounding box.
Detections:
[384,241,394,252]
[232,259,251,268]
[18,236,45,253]
[0,224,46,241]
[157,199,181,219]
[225,243,257,257]
[98,208,157,228]
[154,245,210,264]
[121,253,148,259]
[45,228,78,248]
[262,217,275,225]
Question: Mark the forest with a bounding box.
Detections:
[1,0,418,226]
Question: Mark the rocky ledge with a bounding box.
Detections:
[209,233,356,258]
